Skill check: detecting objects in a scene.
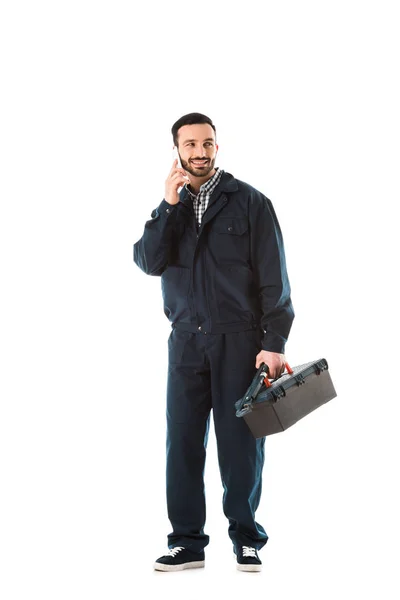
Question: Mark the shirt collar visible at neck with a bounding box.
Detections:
[186,167,222,198]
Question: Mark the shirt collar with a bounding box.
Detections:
[186,167,223,198]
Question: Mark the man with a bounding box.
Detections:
[133,113,294,572]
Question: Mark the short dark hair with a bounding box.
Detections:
[171,112,216,147]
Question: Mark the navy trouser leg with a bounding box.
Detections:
[165,326,268,553]
[166,329,212,552]
[208,329,268,552]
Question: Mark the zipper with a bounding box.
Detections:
[190,197,228,323]
[191,217,200,321]
[203,246,212,323]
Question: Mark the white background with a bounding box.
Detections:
[1,1,399,598]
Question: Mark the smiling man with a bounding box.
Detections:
[133,112,295,572]
[176,124,217,183]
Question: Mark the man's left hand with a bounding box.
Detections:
[255,350,286,379]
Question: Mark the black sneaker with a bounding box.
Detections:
[153,546,205,572]
[235,546,262,572]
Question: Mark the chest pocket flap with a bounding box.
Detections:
[212,217,248,235]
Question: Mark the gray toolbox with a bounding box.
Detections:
[235,359,337,438]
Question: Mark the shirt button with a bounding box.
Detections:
[227,226,233,232]
[166,208,171,213]
[198,326,202,331]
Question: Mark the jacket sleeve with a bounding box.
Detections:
[133,199,178,276]
[249,192,295,354]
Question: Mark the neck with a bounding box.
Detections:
[188,168,216,194]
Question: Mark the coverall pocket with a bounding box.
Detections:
[209,217,250,264]
[211,216,248,235]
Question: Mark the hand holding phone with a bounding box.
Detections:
[165,149,190,205]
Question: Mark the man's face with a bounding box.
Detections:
[176,123,218,178]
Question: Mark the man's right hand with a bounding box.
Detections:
[164,159,190,205]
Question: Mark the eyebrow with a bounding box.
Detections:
[183,138,215,144]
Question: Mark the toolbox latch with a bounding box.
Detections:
[294,373,306,386]
[271,386,285,403]
[315,359,328,375]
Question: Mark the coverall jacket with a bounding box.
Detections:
[133,171,294,553]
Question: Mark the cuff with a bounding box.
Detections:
[150,199,178,219]
[261,331,286,355]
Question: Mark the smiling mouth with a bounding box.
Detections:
[191,160,209,167]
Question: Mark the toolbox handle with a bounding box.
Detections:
[262,362,293,388]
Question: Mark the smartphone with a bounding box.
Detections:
[173,147,182,168]
[172,147,189,191]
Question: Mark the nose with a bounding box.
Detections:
[192,144,208,158]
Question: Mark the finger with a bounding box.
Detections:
[270,367,281,379]
[170,172,190,184]
[169,175,189,189]
[170,172,189,183]
[170,167,189,178]
[168,159,179,175]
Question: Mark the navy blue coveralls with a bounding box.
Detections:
[133,171,294,554]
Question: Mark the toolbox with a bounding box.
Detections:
[235,359,337,438]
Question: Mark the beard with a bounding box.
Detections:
[179,155,216,178]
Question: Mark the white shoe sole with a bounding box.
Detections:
[234,552,262,572]
[236,563,262,572]
[153,560,205,572]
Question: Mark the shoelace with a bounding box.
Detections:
[242,546,257,558]
[165,546,185,557]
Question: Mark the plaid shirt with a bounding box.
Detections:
[186,167,224,225]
